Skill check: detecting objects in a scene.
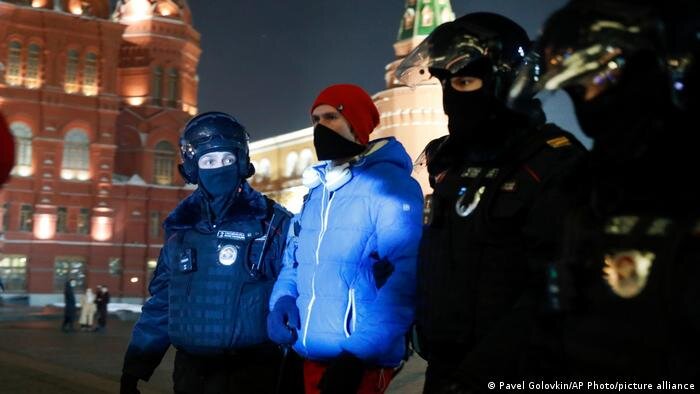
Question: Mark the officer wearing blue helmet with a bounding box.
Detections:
[120,112,303,394]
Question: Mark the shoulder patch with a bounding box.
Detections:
[546,136,571,148]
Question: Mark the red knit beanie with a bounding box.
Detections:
[311,84,380,145]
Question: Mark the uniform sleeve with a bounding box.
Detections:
[269,214,300,310]
[341,172,424,361]
[122,244,172,380]
[269,208,293,278]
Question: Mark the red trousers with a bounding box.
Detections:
[303,360,395,394]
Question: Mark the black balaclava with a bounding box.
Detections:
[441,58,534,158]
[197,155,241,220]
[313,124,366,161]
[569,50,672,163]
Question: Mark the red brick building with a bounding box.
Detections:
[0,0,200,305]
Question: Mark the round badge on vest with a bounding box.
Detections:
[218,244,239,266]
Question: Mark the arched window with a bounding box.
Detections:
[421,5,434,27]
[10,122,32,177]
[284,152,298,178]
[6,41,22,86]
[296,148,314,175]
[61,129,90,180]
[153,141,175,185]
[152,66,162,105]
[25,43,41,89]
[82,52,98,96]
[64,49,79,93]
[254,158,271,183]
[166,67,178,108]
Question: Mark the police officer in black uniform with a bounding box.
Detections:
[395,12,587,393]
[120,112,303,394]
[508,0,700,383]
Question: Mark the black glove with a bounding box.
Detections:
[120,373,141,394]
[318,352,366,394]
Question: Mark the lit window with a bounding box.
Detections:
[0,255,28,292]
[108,257,122,276]
[10,122,32,177]
[255,158,271,183]
[82,52,98,96]
[6,41,22,86]
[297,149,314,175]
[147,259,157,281]
[152,66,162,105]
[54,257,85,292]
[19,205,33,232]
[284,152,298,178]
[2,203,9,232]
[149,211,160,238]
[56,207,68,233]
[153,141,175,185]
[166,67,178,108]
[61,129,90,180]
[76,208,90,235]
[25,44,41,89]
[421,5,434,27]
[64,49,79,93]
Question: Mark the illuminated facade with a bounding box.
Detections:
[249,0,452,210]
[0,0,199,304]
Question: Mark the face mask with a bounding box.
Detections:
[198,165,241,217]
[313,124,366,161]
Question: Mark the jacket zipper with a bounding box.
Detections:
[302,187,335,348]
[343,287,356,337]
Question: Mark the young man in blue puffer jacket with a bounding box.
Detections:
[267,84,424,394]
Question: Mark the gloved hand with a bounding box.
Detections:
[318,351,366,394]
[120,373,141,394]
[267,295,300,345]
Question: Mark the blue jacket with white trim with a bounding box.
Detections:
[270,137,423,367]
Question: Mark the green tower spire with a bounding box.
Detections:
[397,0,455,42]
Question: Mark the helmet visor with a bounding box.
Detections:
[396,25,491,87]
[508,15,656,109]
[180,126,248,160]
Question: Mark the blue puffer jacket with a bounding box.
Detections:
[123,182,291,380]
[270,137,423,367]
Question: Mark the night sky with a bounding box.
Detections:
[182,0,588,146]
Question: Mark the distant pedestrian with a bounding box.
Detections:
[95,285,110,330]
[79,288,97,331]
[61,279,77,332]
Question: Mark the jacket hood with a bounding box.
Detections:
[163,181,268,234]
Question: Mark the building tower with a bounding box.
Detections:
[372,0,454,193]
[0,0,200,304]
[112,0,200,186]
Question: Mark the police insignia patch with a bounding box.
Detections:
[460,167,482,178]
[500,181,517,192]
[604,216,640,235]
[602,250,655,298]
[546,136,571,148]
[218,244,238,266]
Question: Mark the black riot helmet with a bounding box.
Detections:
[178,111,255,184]
[396,12,531,102]
[508,0,700,117]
